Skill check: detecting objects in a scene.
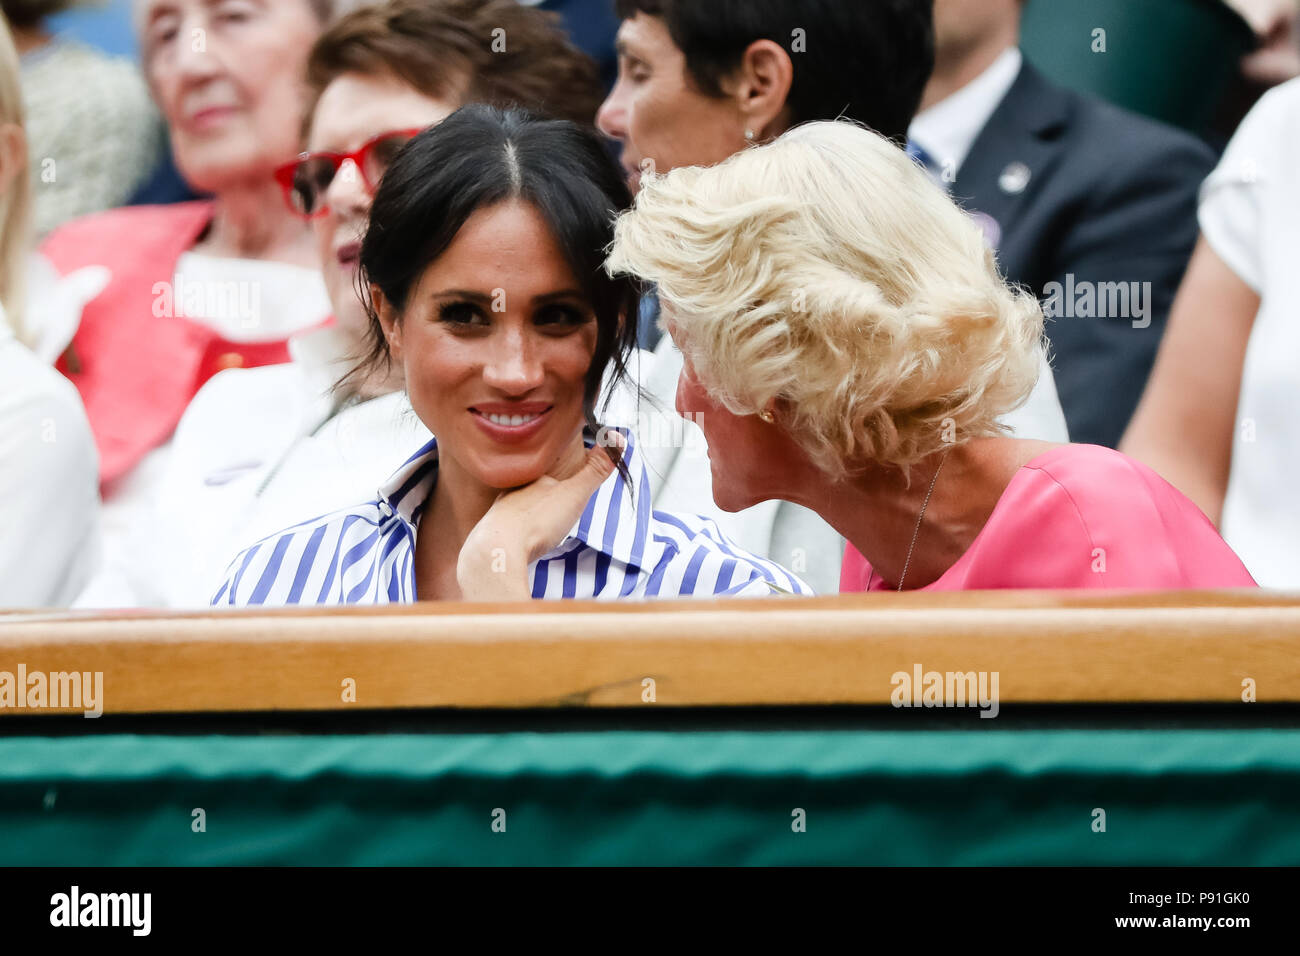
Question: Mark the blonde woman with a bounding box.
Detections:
[607,120,1256,591]
[0,16,99,606]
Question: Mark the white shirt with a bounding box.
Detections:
[1198,77,1300,587]
[0,309,100,607]
[74,255,331,608]
[909,46,1024,180]
[167,251,331,340]
[212,427,813,605]
[127,324,428,607]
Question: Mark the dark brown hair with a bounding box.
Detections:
[350,105,641,478]
[304,0,604,135]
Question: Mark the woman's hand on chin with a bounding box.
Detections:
[456,434,624,600]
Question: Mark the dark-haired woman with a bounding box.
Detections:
[213,107,810,604]
[134,0,608,607]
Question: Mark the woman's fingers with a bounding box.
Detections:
[533,444,619,544]
[577,440,620,486]
[467,433,626,578]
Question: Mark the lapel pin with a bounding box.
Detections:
[998,161,1032,195]
[969,211,1003,251]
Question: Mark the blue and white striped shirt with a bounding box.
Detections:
[211,427,812,605]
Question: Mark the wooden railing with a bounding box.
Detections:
[1,590,1297,714]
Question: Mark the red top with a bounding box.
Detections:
[42,201,305,488]
[840,444,1258,591]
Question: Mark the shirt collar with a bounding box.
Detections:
[376,425,653,573]
[287,320,355,399]
[909,46,1022,179]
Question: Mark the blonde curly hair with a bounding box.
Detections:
[606,119,1045,481]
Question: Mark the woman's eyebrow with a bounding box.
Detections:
[615,38,649,65]
[143,1,178,26]
[428,289,494,304]
[532,289,585,304]
[426,289,585,305]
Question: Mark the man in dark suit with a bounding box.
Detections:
[911,0,1216,448]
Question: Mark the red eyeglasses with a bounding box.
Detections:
[273,127,424,218]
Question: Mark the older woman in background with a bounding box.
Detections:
[47,0,341,484]
[133,0,609,606]
[608,121,1256,591]
[0,16,98,607]
[53,0,341,605]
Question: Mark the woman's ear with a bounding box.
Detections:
[731,39,795,141]
[371,284,404,364]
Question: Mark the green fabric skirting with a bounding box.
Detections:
[1,730,1297,865]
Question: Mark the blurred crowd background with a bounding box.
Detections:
[4,0,1300,608]
[9,0,1294,235]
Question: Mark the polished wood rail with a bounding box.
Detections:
[1,590,1297,714]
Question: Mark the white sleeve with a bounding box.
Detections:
[997,345,1070,443]
[0,349,100,607]
[1198,79,1300,293]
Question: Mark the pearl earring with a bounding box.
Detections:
[744,128,756,142]
[759,409,775,423]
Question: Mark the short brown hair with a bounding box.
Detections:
[613,0,932,144]
[304,0,604,134]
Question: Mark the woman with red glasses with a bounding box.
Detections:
[131,0,608,607]
[50,0,342,607]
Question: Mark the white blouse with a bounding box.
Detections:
[74,256,332,608]
[128,324,429,608]
[0,311,100,607]
[1199,77,1300,587]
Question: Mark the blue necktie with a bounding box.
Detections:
[906,140,948,190]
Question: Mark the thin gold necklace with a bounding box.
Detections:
[869,444,953,592]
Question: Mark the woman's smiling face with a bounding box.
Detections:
[375,199,599,489]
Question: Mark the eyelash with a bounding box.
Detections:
[620,58,650,83]
[436,303,589,331]
[537,304,588,327]
[438,303,485,327]
[151,23,178,45]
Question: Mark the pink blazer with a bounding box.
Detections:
[43,201,304,488]
[841,444,1258,591]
